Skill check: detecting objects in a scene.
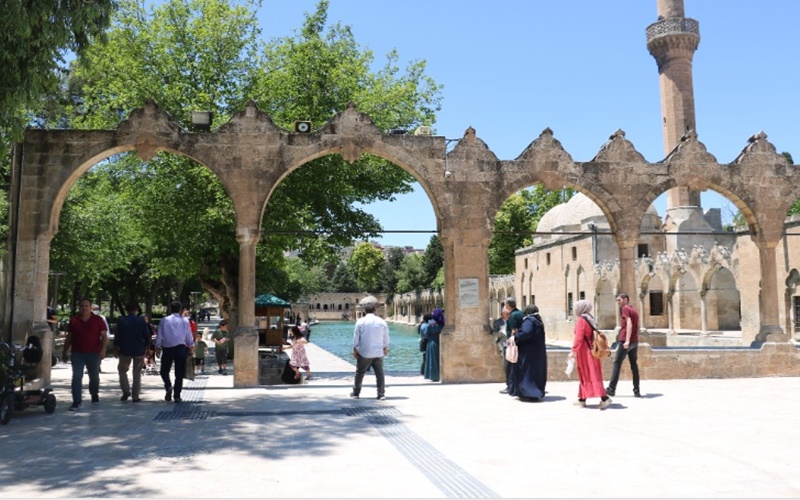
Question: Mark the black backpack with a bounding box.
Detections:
[22,335,43,364]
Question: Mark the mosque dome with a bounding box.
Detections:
[535,203,568,234]
[534,193,662,239]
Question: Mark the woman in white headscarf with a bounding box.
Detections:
[567,300,611,409]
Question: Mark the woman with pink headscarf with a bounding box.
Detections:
[567,300,612,409]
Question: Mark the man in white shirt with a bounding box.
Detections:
[350,303,390,400]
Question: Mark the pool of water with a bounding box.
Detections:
[308,321,422,374]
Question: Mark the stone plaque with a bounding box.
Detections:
[458,278,480,307]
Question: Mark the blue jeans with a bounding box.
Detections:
[70,351,100,404]
[352,355,385,397]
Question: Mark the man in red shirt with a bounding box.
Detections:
[606,292,641,398]
[63,298,108,411]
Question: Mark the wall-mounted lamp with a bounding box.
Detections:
[191,111,213,132]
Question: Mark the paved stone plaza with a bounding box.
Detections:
[0,341,799,498]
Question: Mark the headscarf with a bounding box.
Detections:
[573,299,598,330]
[522,304,543,324]
[432,307,445,326]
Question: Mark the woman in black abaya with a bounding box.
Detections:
[510,304,547,402]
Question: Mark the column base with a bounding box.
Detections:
[755,325,789,343]
[233,325,259,388]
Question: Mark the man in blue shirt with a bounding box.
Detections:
[156,301,194,403]
[350,303,390,400]
[114,303,150,402]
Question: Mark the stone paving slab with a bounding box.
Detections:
[0,341,799,498]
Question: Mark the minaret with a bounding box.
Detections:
[646,0,701,209]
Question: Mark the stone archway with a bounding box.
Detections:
[8,99,800,387]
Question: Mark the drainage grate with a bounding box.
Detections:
[153,404,216,421]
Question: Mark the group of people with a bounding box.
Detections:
[61,299,231,410]
[498,292,641,409]
[418,308,445,382]
[499,298,548,402]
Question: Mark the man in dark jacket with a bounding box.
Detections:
[114,303,151,402]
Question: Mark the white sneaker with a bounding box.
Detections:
[599,398,612,410]
[573,400,585,407]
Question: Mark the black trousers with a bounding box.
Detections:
[160,345,189,398]
[607,343,640,392]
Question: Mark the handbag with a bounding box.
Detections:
[184,356,195,381]
[419,337,428,352]
[505,336,518,363]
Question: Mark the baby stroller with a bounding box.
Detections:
[0,335,56,425]
[142,343,159,376]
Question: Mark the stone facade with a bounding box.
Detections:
[7,2,800,388]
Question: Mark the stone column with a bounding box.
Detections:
[699,289,708,334]
[233,229,260,388]
[439,225,497,383]
[754,242,787,343]
[666,291,675,334]
[617,243,637,300]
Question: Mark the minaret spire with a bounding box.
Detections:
[647,0,701,208]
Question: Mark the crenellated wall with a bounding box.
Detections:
[9,101,800,387]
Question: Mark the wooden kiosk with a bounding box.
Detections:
[254,293,292,351]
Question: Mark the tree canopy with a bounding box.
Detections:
[488,186,574,274]
[48,0,442,327]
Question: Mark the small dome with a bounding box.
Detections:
[536,203,569,234]
[566,193,605,224]
[359,295,378,305]
[538,193,662,232]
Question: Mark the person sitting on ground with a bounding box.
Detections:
[284,325,312,381]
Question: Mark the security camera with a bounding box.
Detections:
[444,170,452,178]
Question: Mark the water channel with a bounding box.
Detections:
[307,320,422,374]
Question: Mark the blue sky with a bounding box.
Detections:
[259,1,799,249]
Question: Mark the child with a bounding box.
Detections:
[286,326,313,381]
[193,332,208,375]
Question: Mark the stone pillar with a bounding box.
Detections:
[699,289,708,334]
[32,322,53,385]
[617,243,637,300]
[439,226,498,383]
[754,242,787,343]
[10,235,53,346]
[233,230,260,388]
[666,291,675,334]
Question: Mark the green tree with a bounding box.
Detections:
[381,247,405,301]
[251,0,443,266]
[60,0,442,331]
[422,235,443,287]
[284,257,331,298]
[0,1,116,259]
[489,186,574,274]
[0,0,115,140]
[347,242,385,292]
[395,253,427,294]
[331,262,358,293]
